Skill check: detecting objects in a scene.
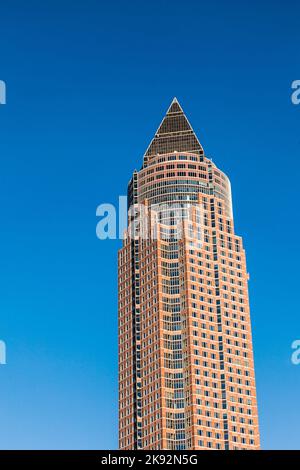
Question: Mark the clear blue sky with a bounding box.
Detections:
[0,0,299,450]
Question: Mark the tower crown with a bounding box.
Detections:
[143,97,203,166]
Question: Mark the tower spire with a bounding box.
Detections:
[143,97,203,166]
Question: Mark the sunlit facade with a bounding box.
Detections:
[118,98,260,450]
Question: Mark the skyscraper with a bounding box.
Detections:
[118,98,260,450]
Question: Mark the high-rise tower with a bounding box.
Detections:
[118,98,260,450]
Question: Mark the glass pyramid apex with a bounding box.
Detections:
[143,98,204,166]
